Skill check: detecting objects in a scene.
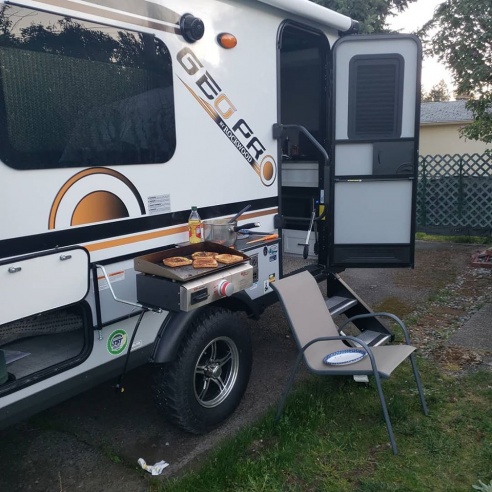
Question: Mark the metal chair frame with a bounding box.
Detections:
[272,271,428,455]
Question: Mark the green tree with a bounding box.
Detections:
[311,0,417,33]
[420,0,492,143]
[422,80,451,102]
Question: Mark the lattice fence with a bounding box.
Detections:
[417,153,492,236]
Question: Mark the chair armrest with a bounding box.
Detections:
[338,312,412,345]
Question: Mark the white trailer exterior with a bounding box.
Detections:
[0,0,421,431]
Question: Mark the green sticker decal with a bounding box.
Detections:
[107,329,128,355]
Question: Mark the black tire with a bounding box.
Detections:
[154,308,252,434]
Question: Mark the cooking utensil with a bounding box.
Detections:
[303,201,316,259]
[237,230,275,236]
[246,234,278,244]
[231,222,259,232]
[203,220,259,246]
[228,204,251,224]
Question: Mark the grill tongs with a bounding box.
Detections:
[303,204,316,259]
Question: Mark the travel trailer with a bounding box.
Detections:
[0,0,421,433]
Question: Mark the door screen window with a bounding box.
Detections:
[348,55,404,140]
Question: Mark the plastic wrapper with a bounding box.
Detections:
[138,458,169,475]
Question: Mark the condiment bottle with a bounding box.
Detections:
[188,206,202,244]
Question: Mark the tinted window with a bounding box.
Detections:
[348,55,403,140]
[0,5,175,169]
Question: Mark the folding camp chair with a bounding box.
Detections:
[271,270,428,455]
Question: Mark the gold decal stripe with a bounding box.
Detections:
[86,225,188,252]
[179,78,220,121]
[84,208,278,252]
[49,167,144,229]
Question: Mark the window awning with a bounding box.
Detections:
[256,0,358,34]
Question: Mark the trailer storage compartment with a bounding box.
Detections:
[0,247,90,326]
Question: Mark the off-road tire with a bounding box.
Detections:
[154,308,252,434]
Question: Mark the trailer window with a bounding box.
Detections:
[0,6,176,169]
[348,54,403,140]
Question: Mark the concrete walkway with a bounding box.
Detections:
[448,304,492,356]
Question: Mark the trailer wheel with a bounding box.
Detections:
[154,308,252,434]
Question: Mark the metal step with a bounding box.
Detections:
[325,296,358,316]
[343,329,392,348]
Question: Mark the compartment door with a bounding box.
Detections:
[0,247,90,325]
[327,35,421,268]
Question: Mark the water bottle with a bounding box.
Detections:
[188,206,202,244]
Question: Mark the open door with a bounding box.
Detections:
[327,35,421,268]
[0,247,90,326]
[277,22,329,259]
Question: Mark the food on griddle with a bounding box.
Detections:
[192,257,218,269]
[215,254,243,265]
[163,256,192,267]
[191,251,218,259]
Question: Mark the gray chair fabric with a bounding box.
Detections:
[271,270,428,455]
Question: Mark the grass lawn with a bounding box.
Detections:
[415,232,492,245]
[153,360,491,492]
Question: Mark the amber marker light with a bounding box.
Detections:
[217,32,237,49]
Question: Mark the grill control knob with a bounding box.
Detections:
[218,280,234,297]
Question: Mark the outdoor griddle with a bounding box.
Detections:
[134,241,250,281]
[134,242,253,312]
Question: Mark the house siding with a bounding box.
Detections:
[420,124,492,156]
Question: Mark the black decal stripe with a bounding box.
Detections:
[86,0,181,24]
[179,78,262,175]
[0,198,278,259]
[25,0,181,35]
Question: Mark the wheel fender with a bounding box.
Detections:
[214,291,260,319]
[152,309,202,364]
[152,293,259,364]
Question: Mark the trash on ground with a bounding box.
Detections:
[471,249,492,268]
[138,458,169,475]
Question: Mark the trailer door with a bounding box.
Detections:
[327,35,421,268]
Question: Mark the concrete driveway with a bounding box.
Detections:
[0,241,482,492]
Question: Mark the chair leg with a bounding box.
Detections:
[373,372,398,455]
[409,353,429,416]
[275,352,304,423]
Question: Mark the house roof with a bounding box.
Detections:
[420,100,473,125]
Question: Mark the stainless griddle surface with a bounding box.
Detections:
[134,242,250,282]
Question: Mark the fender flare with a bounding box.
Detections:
[151,292,260,363]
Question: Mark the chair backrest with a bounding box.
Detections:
[271,271,342,350]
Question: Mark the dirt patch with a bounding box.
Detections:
[342,241,492,374]
[374,297,415,318]
[431,345,484,371]
[402,250,492,373]
[245,437,278,458]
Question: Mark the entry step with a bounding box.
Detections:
[344,329,392,348]
[325,296,358,316]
